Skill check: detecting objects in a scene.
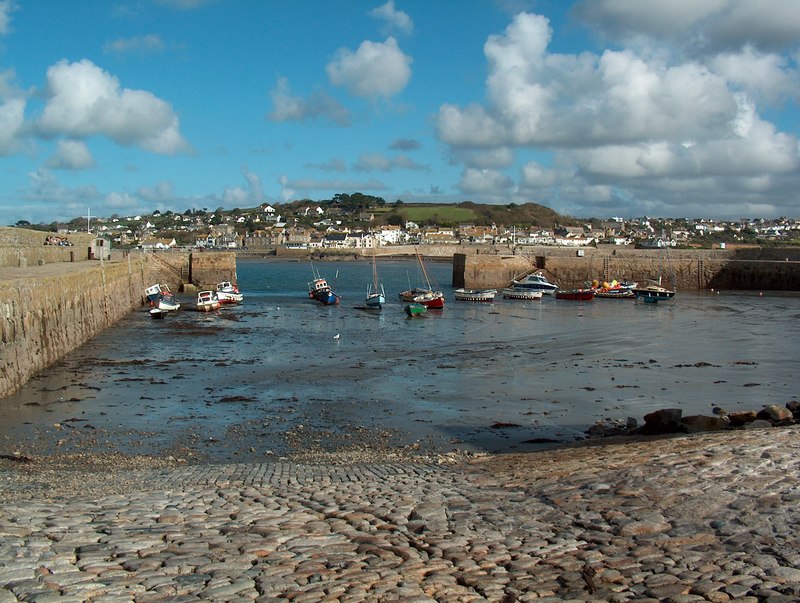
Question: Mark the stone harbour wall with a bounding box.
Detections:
[0,256,149,399]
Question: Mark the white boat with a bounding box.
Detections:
[454,288,497,302]
[196,290,221,312]
[633,230,676,303]
[365,250,385,309]
[510,272,559,294]
[398,249,445,309]
[216,281,243,304]
[145,283,181,312]
[502,288,543,300]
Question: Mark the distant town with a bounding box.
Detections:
[13,195,800,251]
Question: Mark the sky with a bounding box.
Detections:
[0,0,799,226]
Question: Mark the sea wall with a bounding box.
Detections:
[0,227,95,268]
[455,246,800,290]
[0,255,149,399]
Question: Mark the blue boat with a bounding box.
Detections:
[308,267,341,305]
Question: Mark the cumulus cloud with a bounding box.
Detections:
[436,10,800,217]
[138,181,176,202]
[369,1,413,36]
[572,0,800,54]
[37,59,189,154]
[268,77,350,126]
[327,37,412,99]
[46,139,95,170]
[458,168,514,195]
[222,166,266,206]
[103,34,166,55]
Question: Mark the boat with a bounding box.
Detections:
[365,250,385,309]
[591,279,637,299]
[454,288,497,302]
[398,249,445,309]
[149,308,166,319]
[196,290,221,312]
[308,265,341,305]
[216,281,243,304]
[633,278,676,303]
[633,230,676,303]
[145,283,181,312]
[555,288,595,301]
[510,272,559,294]
[404,303,427,317]
[501,288,543,300]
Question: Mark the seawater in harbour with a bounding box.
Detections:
[1,258,797,462]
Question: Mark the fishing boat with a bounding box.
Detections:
[216,281,244,304]
[510,272,559,294]
[196,290,221,312]
[633,230,676,303]
[591,279,637,299]
[555,288,595,301]
[404,303,427,317]
[398,248,445,309]
[365,250,385,309]
[144,283,181,312]
[501,288,543,300]
[454,288,497,302]
[149,308,167,319]
[308,265,341,305]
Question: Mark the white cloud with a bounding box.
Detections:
[138,181,175,202]
[37,59,188,154]
[46,139,95,170]
[327,37,412,99]
[436,10,800,218]
[222,166,266,206]
[0,96,24,155]
[268,77,350,126]
[105,191,139,210]
[369,1,413,36]
[458,168,514,195]
[103,34,166,55]
[354,153,427,172]
[0,0,15,36]
[573,0,800,54]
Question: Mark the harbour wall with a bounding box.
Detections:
[0,229,238,399]
[0,255,150,399]
[453,246,800,290]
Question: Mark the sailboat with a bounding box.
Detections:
[365,248,385,309]
[633,230,676,303]
[398,248,445,309]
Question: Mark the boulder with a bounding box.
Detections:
[743,419,774,430]
[681,415,729,433]
[727,410,758,427]
[640,408,685,435]
[756,404,794,424]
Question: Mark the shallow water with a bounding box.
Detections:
[1,258,797,461]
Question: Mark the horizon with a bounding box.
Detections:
[0,1,798,225]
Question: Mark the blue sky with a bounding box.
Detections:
[1,0,799,225]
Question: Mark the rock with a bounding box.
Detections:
[756,404,793,423]
[640,408,685,435]
[743,419,773,430]
[681,415,729,433]
[726,411,758,427]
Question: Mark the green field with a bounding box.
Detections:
[399,206,477,223]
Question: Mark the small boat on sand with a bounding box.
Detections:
[510,272,559,294]
[404,303,427,317]
[216,281,243,304]
[196,290,221,312]
[454,288,497,302]
[502,288,543,300]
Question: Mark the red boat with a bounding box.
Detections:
[555,288,595,301]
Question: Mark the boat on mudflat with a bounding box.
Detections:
[216,281,243,304]
[196,290,221,312]
[555,288,595,301]
[398,249,445,309]
[591,279,637,299]
[454,288,497,302]
[404,303,427,317]
[145,283,181,312]
[510,272,559,294]
[502,288,543,300]
[308,265,341,305]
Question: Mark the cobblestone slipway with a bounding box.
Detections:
[2,427,800,602]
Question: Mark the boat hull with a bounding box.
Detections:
[404,303,427,317]
[502,288,543,300]
[555,289,595,301]
[454,288,497,302]
[365,293,385,309]
[634,288,676,303]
